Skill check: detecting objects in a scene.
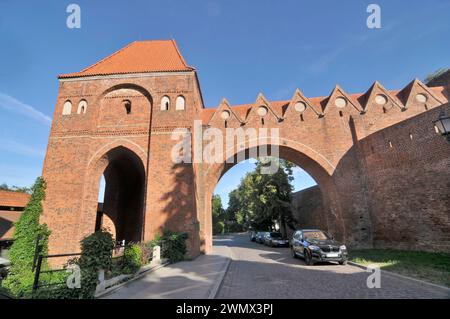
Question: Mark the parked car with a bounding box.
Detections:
[264,232,289,247]
[249,230,258,242]
[255,231,267,244]
[0,257,11,280]
[290,229,348,265]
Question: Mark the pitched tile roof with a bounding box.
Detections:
[0,210,22,240]
[0,190,30,208]
[59,40,194,79]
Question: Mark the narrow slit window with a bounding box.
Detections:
[124,100,132,114]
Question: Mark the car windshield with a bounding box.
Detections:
[303,231,329,240]
[270,232,282,238]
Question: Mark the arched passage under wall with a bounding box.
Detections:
[213,158,320,234]
[202,144,346,252]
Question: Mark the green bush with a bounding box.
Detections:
[226,221,244,233]
[31,269,78,299]
[76,229,115,298]
[122,244,142,274]
[151,230,188,263]
[213,221,225,235]
[1,177,50,298]
[33,229,115,299]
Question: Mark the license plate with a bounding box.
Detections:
[327,253,339,258]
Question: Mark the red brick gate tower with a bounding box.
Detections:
[41,40,450,261]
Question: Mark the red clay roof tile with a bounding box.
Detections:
[59,40,194,78]
[0,210,22,240]
[0,190,30,208]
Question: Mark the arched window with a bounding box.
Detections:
[175,95,185,111]
[123,100,132,114]
[62,100,72,115]
[161,96,170,111]
[77,100,87,114]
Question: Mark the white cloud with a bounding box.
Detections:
[308,34,369,75]
[0,137,46,158]
[0,92,51,125]
[307,21,401,75]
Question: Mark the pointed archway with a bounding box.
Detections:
[86,145,146,243]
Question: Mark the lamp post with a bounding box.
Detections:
[434,110,450,142]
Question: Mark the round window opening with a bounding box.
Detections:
[294,101,307,112]
[221,110,230,120]
[415,93,428,103]
[375,94,388,106]
[335,97,348,108]
[257,106,268,116]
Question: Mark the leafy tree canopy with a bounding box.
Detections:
[214,158,296,235]
[0,183,31,194]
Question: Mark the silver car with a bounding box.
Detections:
[264,232,289,247]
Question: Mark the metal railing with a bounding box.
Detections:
[30,237,160,293]
[32,253,81,292]
[31,235,81,292]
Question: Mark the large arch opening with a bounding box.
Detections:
[204,144,345,251]
[213,158,320,235]
[94,146,146,244]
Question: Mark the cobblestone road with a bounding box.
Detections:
[215,234,450,299]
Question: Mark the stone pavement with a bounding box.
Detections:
[101,234,449,299]
[216,234,450,299]
[102,244,231,299]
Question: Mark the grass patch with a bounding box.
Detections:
[349,249,450,287]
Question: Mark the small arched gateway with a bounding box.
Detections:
[93,146,146,243]
[41,40,450,264]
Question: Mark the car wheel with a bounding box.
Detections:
[339,260,347,265]
[291,248,297,258]
[304,251,313,266]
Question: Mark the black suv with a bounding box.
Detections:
[290,229,348,265]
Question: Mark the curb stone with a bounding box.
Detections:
[96,261,170,298]
[348,261,450,294]
[207,246,233,299]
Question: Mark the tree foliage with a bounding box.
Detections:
[1,177,49,297]
[425,67,448,84]
[149,230,188,263]
[122,244,142,274]
[212,195,226,235]
[224,158,296,234]
[0,183,31,194]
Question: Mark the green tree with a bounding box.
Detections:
[225,158,296,235]
[0,183,31,194]
[425,68,448,84]
[212,194,226,234]
[1,177,50,297]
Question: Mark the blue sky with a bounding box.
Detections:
[0,1,449,206]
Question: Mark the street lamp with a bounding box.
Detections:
[434,110,450,142]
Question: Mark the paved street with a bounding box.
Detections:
[215,234,450,299]
[101,233,449,299]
